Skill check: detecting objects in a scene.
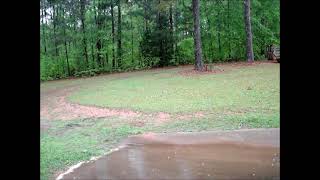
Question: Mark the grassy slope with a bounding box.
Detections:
[41,63,279,180]
[69,63,279,113]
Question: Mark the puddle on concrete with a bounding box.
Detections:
[60,129,280,180]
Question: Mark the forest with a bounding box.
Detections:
[40,0,280,81]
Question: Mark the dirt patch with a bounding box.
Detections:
[177,61,273,77]
[41,85,175,126]
[129,120,146,127]
[216,60,273,68]
[194,112,205,118]
[178,68,224,77]
[175,111,206,121]
[155,112,171,124]
[41,87,141,121]
[54,95,141,120]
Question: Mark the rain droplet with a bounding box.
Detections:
[252,173,255,176]
[272,163,274,167]
[208,174,211,177]
[168,156,170,159]
[201,162,205,166]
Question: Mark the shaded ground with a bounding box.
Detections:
[40,61,279,180]
[58,128,279,180]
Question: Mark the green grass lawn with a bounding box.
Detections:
[41,62,279,180]
[69,63,279,113]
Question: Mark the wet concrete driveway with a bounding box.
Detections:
[59,128,280,180]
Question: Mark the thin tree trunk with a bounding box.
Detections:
[96,38,102,67]
[91,41,95,67]
[117,0,122,68]
[58,5,66,75]
[144,0,148,31]
[244,0,254,62]
[205,2,213,61]
[111,0,116,68]
[158,0,164,67]
[41,4,47,54]
[52,4,59,57]
[102,44,105,68]
[192,0,204,71]
[93,0,97,68]
[182,0,189,39]
[80,0,89,67]
[96,0,102,68]
[174,1,179,63]
[104,9,108,67]
[216,2,222,60]
[105,47,108,67]
[227,0,231,59]
[131,11,134,64]
[62,8,71,76]
[169,5,174,61]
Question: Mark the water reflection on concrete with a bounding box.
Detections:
[61,128,280,180]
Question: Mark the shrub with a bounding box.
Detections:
[177,38,194,64]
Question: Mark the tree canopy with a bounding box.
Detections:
[40,0,280,80]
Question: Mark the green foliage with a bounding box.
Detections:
[41,55,67,81]
[40,0,280,80]
[177,37,194,64]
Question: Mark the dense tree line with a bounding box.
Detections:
[40,0,279,80]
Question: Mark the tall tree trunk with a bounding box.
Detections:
[131,11,134,64]
[92,0,97,68]
[41,4,47,54]
[57,5,66,75]
[244,0,254,62]
[227,0,231,59]
[91,41,95,67]
[62,8,71,76]
[192,0,204,71]
[102,44,105,68]
[216,1,222,60]
[96,39,102,67]
[182,0,189,39]
[158,0,164,67]
[204,2,213,61]
[169,4,174,61]
[111,0,116,68]
[144,0,148,31]
[174,1,179,63]
[117,0,122,68]
[80,0,89,67]
[104,9,108,67]
[52,4,59,57]
[96,0,102,68]
[105,46,108,67]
